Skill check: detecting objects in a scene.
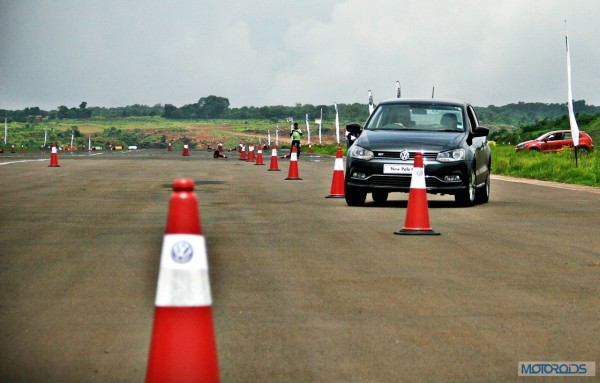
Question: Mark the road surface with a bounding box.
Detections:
[1,149,598,382]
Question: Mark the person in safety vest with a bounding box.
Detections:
[290,122,302,157]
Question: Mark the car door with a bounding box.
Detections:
[467,105,489,184]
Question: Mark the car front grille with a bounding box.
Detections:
[367,175,447,188]
[373,151,438,160]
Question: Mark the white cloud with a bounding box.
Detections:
[1,0,599,110]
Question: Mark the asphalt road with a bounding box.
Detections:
[0,149,598,382]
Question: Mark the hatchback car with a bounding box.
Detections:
[345,99,491,207]
[515,130,594,153]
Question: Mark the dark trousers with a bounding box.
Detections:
[291,140,301,156]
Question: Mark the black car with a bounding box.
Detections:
[345,98,491,207]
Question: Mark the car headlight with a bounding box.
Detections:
[348,145,374,160]
[437,148,465,162]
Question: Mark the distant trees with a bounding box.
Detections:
[3,97,600,131]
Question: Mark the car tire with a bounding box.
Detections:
[345,184,367,206]
[372,191,388,205]
[475,169,490,204]
[455,167,476,207]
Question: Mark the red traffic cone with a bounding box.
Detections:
[182,142,190,156]
[247,144,255,162]
[268,144,281,171]
[239,143,246,161]
[48,142,60,167]
[394,153,440,235]
[167,143,172,151]
[146,178,220,383]
[285,146,302,180]
[217,143,223,151]
[308,144,313,154]
[326,146,345,198]
[255,144,265,165]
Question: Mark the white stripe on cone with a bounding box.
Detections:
[410,164,426,189]
[155,234,212,307]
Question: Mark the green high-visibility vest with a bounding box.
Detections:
[292,129,302,140]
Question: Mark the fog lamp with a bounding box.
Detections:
[443,175,461,182]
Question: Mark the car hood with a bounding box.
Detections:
[355,130,466,152]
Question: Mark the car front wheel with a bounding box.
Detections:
[455,167,476,207]
[475,170,490,204]
[345,184,367,206]
[372,191,388,205]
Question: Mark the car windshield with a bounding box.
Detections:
[366,104,464,132]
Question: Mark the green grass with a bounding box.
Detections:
[491,145,599,187]
[3,116,598,188]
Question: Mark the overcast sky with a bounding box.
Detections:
[1,0,599,111]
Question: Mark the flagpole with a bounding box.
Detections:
[319,108,322,145]
[305,113,310,145]
[565,20,580,167]
[334,103,340,145]
[4,118,7,145]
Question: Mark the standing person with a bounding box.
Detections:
[290,122,302,157]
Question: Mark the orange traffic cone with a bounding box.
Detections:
[217,143,223,151]
[308,144,313,154]
[167,142,172,151]
[239,143,246,161]
[48,142,60,167]
[394,153,440,235]
[182,142,190,156]
[247,144,255,162]
[255,144,265,165]
[146,178,220,383]
[285,146,302,180]
[268,144,281,171]
[326,146,345,198]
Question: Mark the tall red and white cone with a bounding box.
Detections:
[247,144,255,162]
[239,143,246,161]
[48,142,60,167]
[167,142,172,151]
[267,144,281,171]
[182,142,190,156]
[326,146,345,198]
[394,152,440,235]
[146,178,220,382]
[255,144,265,165]
[285,146,302,180]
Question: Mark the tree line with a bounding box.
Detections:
[2,96,600,129]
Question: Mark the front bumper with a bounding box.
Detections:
[346,158,469,195]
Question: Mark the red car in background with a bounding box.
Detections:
[515,130,594,153]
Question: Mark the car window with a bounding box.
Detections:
[466,105,478,130]
[366,104,464,132]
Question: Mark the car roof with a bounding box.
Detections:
[377,98,469,107]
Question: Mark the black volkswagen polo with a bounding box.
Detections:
[345,99,491,207]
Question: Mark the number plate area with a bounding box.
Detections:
[383,164,413,174]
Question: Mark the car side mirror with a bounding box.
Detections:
[473,126,489,137]
[467,126,489,145]
[346,122,362,135]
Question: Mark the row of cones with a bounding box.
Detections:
[46,140,437,234]
[145,154,438,380]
